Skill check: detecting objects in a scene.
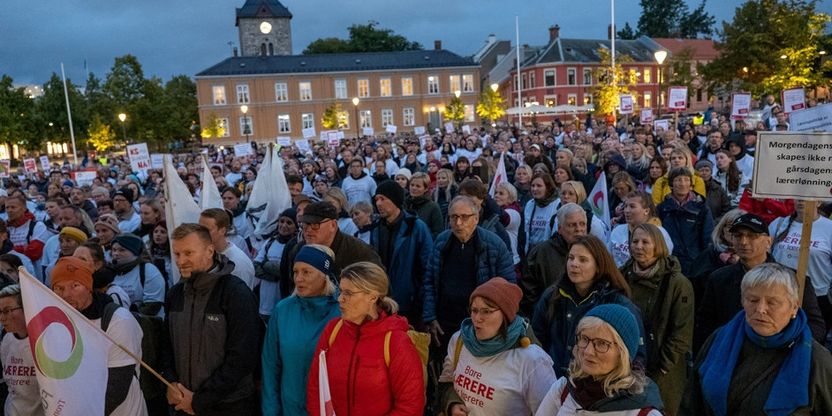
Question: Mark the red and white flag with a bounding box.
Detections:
[20,268,111,416]
[489,153,508,198]
[318,350,336,416]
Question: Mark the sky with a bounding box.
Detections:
[2,0,830,86]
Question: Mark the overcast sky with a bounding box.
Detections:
[2,0,830,86]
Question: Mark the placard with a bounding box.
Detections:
[23,158,37,174]
[150,153,164,170]
[782,87,806,114]
[414,126,426,135]
[385,125,397,134]
[640,109,654,124]
[731,93,752,119]
[0,160,9,178]
[39,156,50,172]
[654,119,670,133]
[788,104,832,133]
[277,137,292,147]
[619,95,634,114]
[362,127,374,137]
[444,122,455,134]
[419,135,431,149]
[296,139,311,154]
[327,136,340,149]
[233,143,253,157]
[336,131,345,139]
[126,143,151,171]
[752,132,832,201]
[462,125,471,134]
[667,87,688,111]
[72,170,97,187]
[302,127,316,139]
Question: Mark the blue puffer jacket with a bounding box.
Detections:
[656,193,714,276]
[422,226,514,323]
[261,294,340,416]
[531,279,646,377]
[369,212,434,314]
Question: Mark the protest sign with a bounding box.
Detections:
[385,125,397,134]
[277,137,292,147]
[39,156,50,172]
[127,143,151,171]
[619,95,634,114]
[296,139,311,154]
[640,109,654,124]
[72,170,97,187]
[362,127,374,137]
[668,87,688,111]
[462,125,471,134]
[782,87,806,114]
[23,158,37,173]
[0,159,9,178]
[150,153,164,169]
[336,131,345,139]
[654,119,670,133]
[788,104,832,133]
[444,122,455,134]
[233,143,253,157]
[731,93,752,119]
[752,132,832,201]
[302,127,316,139]
[414,126,426,135]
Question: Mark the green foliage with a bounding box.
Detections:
[86,115,116,151]
[104,55,145,109]
[591,49,639,117]
[667,47,700,93]
[476,88,505,123]
[303,21,422,54]
[321,103,345,129]
[636,0,715,38]
[200,112,225,140]
[617,23,637,40]
[702,0,830,97]
[0,75,38,151]
[443,95,465,124]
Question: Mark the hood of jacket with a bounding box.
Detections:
[587,378,665,412]
[184,254,235,294]
[339,309,409,338]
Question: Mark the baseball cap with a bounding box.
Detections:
[299,201,338,224]
[730,213,768,235]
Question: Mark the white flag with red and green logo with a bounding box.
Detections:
[488,152,508,198]
[19,268,109,416]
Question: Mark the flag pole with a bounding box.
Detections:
[60,63,79,167]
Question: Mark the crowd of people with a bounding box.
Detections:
[0,95,831,416]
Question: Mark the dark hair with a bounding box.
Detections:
[570,235,632,298]
[531,172,557,199]
[79,241,106,266]
[221,186,242,198]
[285,174,303,186]
[458,178,488,201]
[97,199,114,211]
[667,166,693,184]
[715,149,741,192]
[171,223,213,245]
[0,254,23,270]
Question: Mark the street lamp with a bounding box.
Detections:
[117,113,127,143]
[352,97,360,138]
[240,105,250,142]
[454,90,461,98]
[490,83,499,93]
[654,50,668,119]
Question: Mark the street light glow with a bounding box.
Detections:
[118,113,126,122]
[820,50,827,55]
[454,90,461,98]
[352,97,359,106]
[653,50,667,65]
[240,105,248,114]
[780,54,787,59]
[490,83,499,92]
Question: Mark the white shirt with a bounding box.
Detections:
[608,224,675,268]
[770,216,832,296]
[113,262,166,317]
[254,239,288,315]
[91,308,148,416]
[117,211,141,234]
[222,242,257,290]
[341,174,377,208]
[1,333,43,416]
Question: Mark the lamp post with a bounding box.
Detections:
[352,97,360,138]
[117,113,127,143]
[240,105,250,142]
[654,50,667,119]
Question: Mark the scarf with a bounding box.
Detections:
[569,377,609,409]
[112,257,142,275]
[631,260,658,279]
[459,316,527,357]
[699,309,811,416]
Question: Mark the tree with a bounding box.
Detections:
[636,0,715,38]
[304,21,422,54]
[104,55,145,111]
[321,103,345,129]
[443,95,465,126]
[86,115,116,151]
[37,73,89,146]
[200,112,226,140]
[667,47,699,94]
[591,49,639,118]
[476,88,505,124]
[617,23,637,40]
[702,0,831,97]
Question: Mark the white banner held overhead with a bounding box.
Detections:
[164,154,202,285]
[302,127,317,139]
[233,143,253,157]
[788,104,832,133]
[199,155,223,211]
[489,153,507,198]
[150,153,164,170]
[39,156,50,172]
[619,95,634,114]
[414,126,426,135]
[782,87,806,114]
[277,137,292,147]
[752,132,832,201]
[640,108,654,124]
[731,93,752,119]
[126,143,151,172]
[385,125,397,134]
[668,86,688,111]
[362,127,374,137]
[246,144,291,239]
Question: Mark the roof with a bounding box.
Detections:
[652,38,718,60]
[488,45,543,85]
[196,49,478,77]
[525,37,660,66]
[236,0,292,23]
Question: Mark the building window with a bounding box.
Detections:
[583,95,592,105]
[567,69,576,86]
[301,113,314,129]
[299,82,312,101]
[567,94,577,105]
[274,82,288,102]
[643,68,652,83]
[239,116,253,136]
[583,69,592,85]
[277,114,291,133]
[544,96,557,107]
[403,108,415,126]
[463,105,475,122]
[449,75,461,94]
[236,84,250,104]
[358,79,370,97]
[643,93,652,108]
[334,79,347,99]
[544,70,556,87]
[696,88,703,102]
[629,69,637,83]
[521,74,527,89]
[462,74,474,92]
[219,118,230,137]
[380,78,392,97]
[529,72,536,89]
[359,110,372,128]
[212,86,226,105]
[339,111,350,129]
[428,76,439,94]
[381,109,394,127]
[402,78,413,96]
[513,75,518,91]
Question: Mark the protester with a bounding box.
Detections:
[322,187,360,236]
[113,188,141,233]
[432,168,458,223]
[110,234,166,316]
[5,193,48,265]
[404,172,444,238]
[657,167,714,275]
[0,284,44,416]
[74,241,131,308]
[253,208,298,318]
[341,158,377,207]
[608,191,673,267]
[199,208,257,289]
[493,181,523,270]
[524,172,559,253]
[688,209,744,302]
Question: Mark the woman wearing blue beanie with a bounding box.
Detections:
[536,304,665,415]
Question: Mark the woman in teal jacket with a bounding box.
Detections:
[261,244,340,415]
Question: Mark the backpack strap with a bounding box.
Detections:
[384,331,392,367]
[559,384,569,404]
[100,301,120,332]
[327,319,344,347]
[139,262,146,288]
[451,336,463,371]
[26,220,36,244]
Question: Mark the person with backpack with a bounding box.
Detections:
[261,244,340,416]
[165,223,260,415]
[110,233,166,317]
[5,193,48,272]
[535,304,665,416]
[307,262,424,416]
[438,277,555,415]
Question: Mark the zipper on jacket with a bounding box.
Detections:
[188,294,196,388]
[345,325,361,416]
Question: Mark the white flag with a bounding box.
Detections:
[164,155,202,285]
[588,176,611,228]
[20,269,110,416]
[318,350,336,416]
[489,153,508,198]
[199,154,223,211]
[246,144,291,239]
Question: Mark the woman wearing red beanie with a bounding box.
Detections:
[438,277,556,415]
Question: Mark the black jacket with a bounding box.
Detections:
[522,232,570,316]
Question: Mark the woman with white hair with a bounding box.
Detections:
[261,244,340,416]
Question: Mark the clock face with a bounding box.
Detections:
[260,21,272,34]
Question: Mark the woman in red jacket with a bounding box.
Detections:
[307,262,425,416]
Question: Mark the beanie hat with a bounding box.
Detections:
[112,234,144,257]
[59,226,88,244]
[694,159,713,171]
[395,168,412,181]
[584,304,640,360]
[114,187,134,203]
[95,214,121,235]
[51,256,93,292]
[374,180,405,209]
[295,245,336,282]
[279,207,298,226]
[469,277,523,322]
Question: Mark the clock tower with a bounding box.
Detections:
[236,0,293,56]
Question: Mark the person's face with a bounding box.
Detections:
[469,297,505,341]
[198,216,225,248]
[349,162,363,177]
[374,195,399,221]
[5,199,24,221]
[623,197,649,225]
[395,175,409,189]
[351,209,371,228]
[530,178,547,199]
[140,204,157,225]
[113,195,131,214]
[559,211,588,244]
[338,278,377,324]
[152,225,168,245]
[456,160,469,172]
[0,261,18,282]
[554,168,569,184]
[649,162,663,180]
[171,233,215,278]
[293,262,328,298]
[59,236,81,256]
[709,133,723,150]
[52,279,92,312]
[60,208,80,227]
[428,163,439,174]
[73,246,101,271]
[45,201,61,219]
[494,187,510,206]
[0,296,25,335]
[222,192,239,211]
[567,243,598,289]
[92,191,109,204]
[302,163,315,176]
[437,172,450,188]
[631,144,643,159]
[671,175,692,198]
[613,182,630,199]
[277,217,297,237]
[660,146,673,160]
[575,323,620,377]
[630,227,658,267]
[731,227,771,264]
[245,170,256,181]
[554,151,568,167]
[560,185,578,204]
[449,201,479,243]
[697,166,712,181]
[302,219,338,245]
[409,180,426,198]
[314,181,328,195]
[110,243,137,264]
[287,182,303,197]
[669,154,686,169]
[70,189,85,204]
[742,283,799,337]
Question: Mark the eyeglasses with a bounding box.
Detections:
[469,307,498,317]
[0,307,22,316]
[449,213,477,223]
[301,219,332,231]
[576,333,615,353]
[339,289,368,299]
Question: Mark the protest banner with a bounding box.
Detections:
[246,144,291,240]
[619,95,634,114]
[414,126,426,135]
[362,127,374,137]
[488,153,507,198]
[667,86,688,111]
[150,153,164,169]
[199,154,223,211]
[39,156,50,172]
[782,87,806,114]
[444,122,455,134]
[233,143,253,157]
[72,170,97,187]
[336,131,344,139]
[0,159,9,178]
[164,154,202,285]
[588,175,611,227]
[640,108,654,124]
[126,143,151,171]
[276,137,292,147]
[302,127,316,139]
[788,104,832,133]
[462,125,471,134]
[385,125,397,134]
[296,139,311,154]
[654,119,670,133]
[731,93,752,119]
[23,158,37,173]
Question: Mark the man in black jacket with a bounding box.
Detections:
[165,223,260,415]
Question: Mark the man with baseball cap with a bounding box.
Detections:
[695,213,826,351]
